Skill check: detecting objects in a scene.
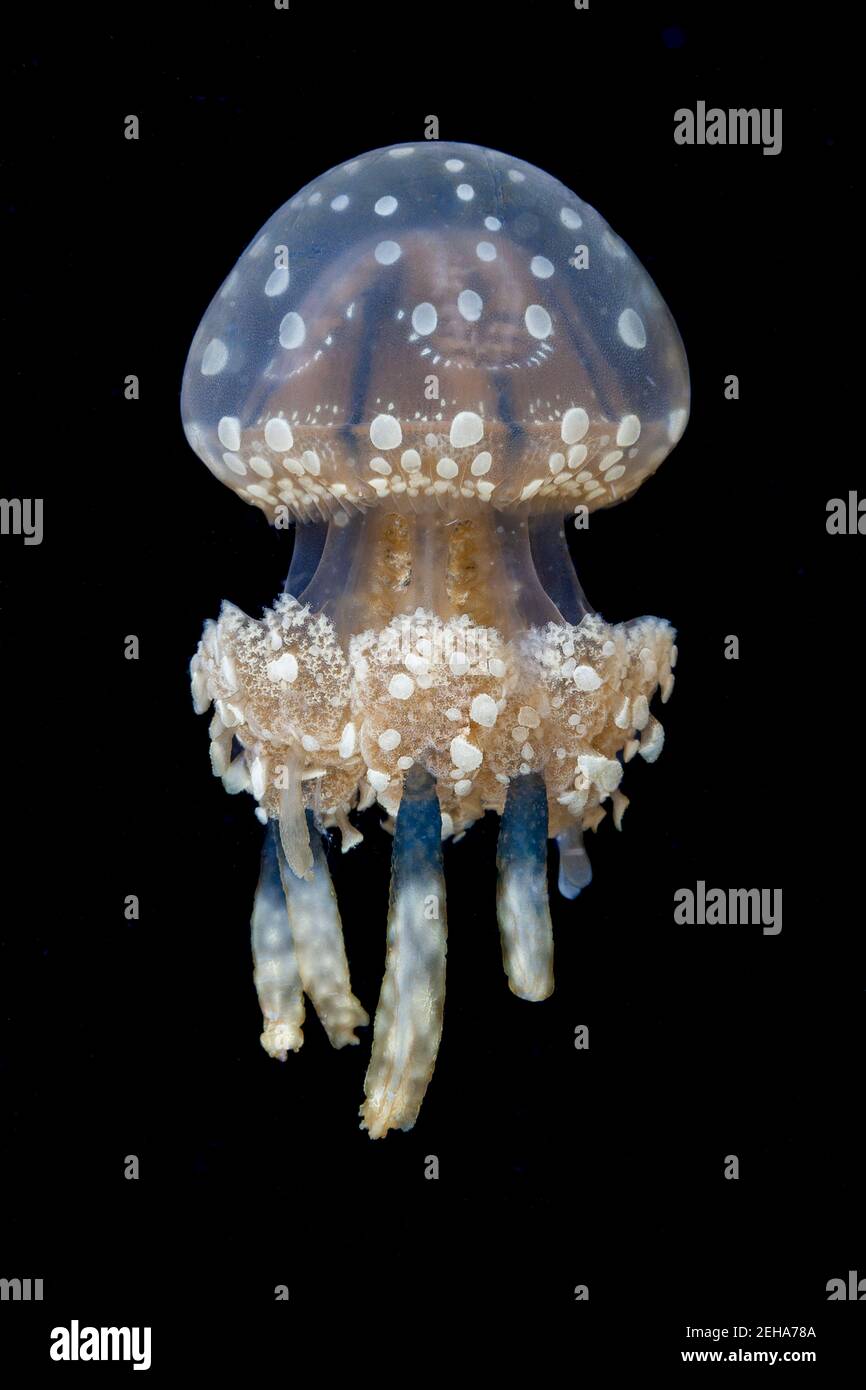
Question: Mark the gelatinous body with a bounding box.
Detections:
[183,141,689,1135]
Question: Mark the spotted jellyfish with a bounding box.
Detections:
[183,141,690,1137]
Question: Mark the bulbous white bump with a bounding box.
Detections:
[201,338,228,375]
[458,290,482,322]
[616,414,641,447]
[525,305,552,339]
[388,673,414,699]
[278,312,305,349]
[561,408,589,444]
[412,302,437,335]
[264,266,290,297]
[374,240,402,265]
[370,414,402,450]
[264,418,293,451]
[470,694,498,727]
[618,308,646,349]
[450,735,483,771]
[218,416,242,451]
[450,411,484,449]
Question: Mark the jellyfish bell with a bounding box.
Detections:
[183,141,689,1137]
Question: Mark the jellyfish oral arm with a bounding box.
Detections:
[275,813,368,1049]
[251,826,305,1059]
[252,815,367,1055]
[360,765,447,1138]
[496,771,554,1002]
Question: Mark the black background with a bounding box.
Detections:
[1,0,863,1373]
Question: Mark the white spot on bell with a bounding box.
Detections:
[201,338,228,375]
[525,304,552,339]
[370,414,402,450]
[264,418,293,451]
[217,416,241,451]
[531,255,554,279]
[279,313,305,349]
[616,414,641,447]
[668,407,688,442]
[618,308,646,349]
[450,411,484,449]
[561,407,589,444]
[265,267,289,297]
[375,240,402,265]
[412,302,437,335]
[458,290,482,322]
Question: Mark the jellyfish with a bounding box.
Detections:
[182,141,690,1137]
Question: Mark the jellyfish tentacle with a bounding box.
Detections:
[275,811,368,1048]
[360,765,447,1139]
[556,820,593,900]
[495,771,555,1001]
[252,823,306,1059]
